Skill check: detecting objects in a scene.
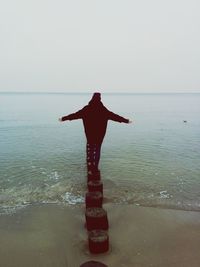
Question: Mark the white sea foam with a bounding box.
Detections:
[159,191,171,199]
[61,192,84,205]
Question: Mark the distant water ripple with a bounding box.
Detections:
[0,93,200,214]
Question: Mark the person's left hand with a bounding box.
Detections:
[58,117,63,122]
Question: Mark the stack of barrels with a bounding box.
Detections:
[85,170,109,254]
[80,145,109,266]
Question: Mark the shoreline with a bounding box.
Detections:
[0,203,200,267]
[1,198,200,217]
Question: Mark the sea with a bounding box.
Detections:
[0,92,200,214]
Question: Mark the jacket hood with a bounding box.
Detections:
[88,92,101,105]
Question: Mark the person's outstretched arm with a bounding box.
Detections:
[108,110,131,123]
[59,107,86,122]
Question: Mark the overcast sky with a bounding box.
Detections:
[0,0,200,93]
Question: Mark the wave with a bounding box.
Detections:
[1,178,200,215]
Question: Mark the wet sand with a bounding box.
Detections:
[0,203,200,267]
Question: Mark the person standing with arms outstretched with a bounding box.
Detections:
[59,92,132,175]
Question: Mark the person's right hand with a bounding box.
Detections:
[58,117,63,122]
[128,120,133,124]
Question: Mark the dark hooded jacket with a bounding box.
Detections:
[62,100,129,144]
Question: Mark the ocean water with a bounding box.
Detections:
[0,92,200,214]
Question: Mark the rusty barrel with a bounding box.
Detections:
[85,207,109,231]
[85,191,103,208]
[88,230,109,254]
[87,180,103,194]
[80,261,108,267]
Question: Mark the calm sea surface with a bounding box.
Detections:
[0,93,200,214]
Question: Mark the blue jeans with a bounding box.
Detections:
[86,143,101,173]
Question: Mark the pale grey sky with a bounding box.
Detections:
[0,0,200,93]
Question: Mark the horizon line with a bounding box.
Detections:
[0,91,200,94]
